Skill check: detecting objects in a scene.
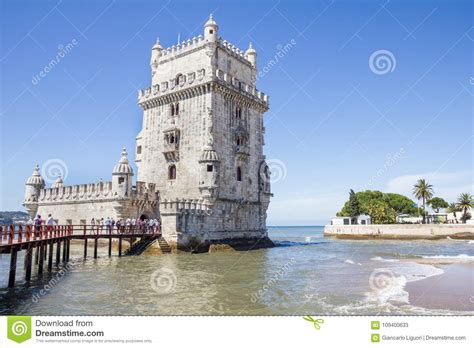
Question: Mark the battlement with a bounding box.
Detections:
[35,181,158,204]
[216,38,249,63]
[37,181,115,203]
[138,68,268,106]
[160,198,213,215]
[156,35,206,60]
[156,36,250,64]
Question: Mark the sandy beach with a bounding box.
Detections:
[406,261,474,312]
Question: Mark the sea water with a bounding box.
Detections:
[0,226,472,315]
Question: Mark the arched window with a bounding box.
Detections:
[236,106,242,119]
[168,165,176,180]
[171,104,175,116]
[175,102,179,115]
[237,166,242,182]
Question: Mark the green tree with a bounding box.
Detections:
[337,190,416,217]
[413,179,434,224]
[383,193,418,215]
[446,203,460,223]
[365,200,397,224]
[457,193,473,223]
[427,197,449,213]
[346,189,361,217]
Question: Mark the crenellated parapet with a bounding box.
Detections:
[38,181,115,203]
[138,76,268,112]
[36,180,159,205]
[160,198,213,216]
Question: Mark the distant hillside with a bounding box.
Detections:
[0,211,30,225]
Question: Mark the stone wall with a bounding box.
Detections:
[324,224,474,239]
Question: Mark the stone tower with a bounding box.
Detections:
[23,164,45,218]
[112,148,134,198]
[136,15,272,250]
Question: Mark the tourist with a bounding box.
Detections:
[105,217,111,234]
[34,214,42,238]
[90,218,96,234]
[116,218,122,233]
[99,218,104,232]
[148,219,155,233]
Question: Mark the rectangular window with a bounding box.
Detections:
[207,165,213,172]
[137,145,142,154]
[118,177,125,184]
[343,218,349,225]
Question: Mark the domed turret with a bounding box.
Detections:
[26,164,45,187]
[204,14,218,42]
[245,42,257,68]
[113,148,134,175]
[200,145,219,162]
[51,175,63,188]
[199,144,220,199]
[150,38,162,76]
[112,148,134,197]
[23,164,45,218]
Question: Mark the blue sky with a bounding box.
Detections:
[1,0,472,225]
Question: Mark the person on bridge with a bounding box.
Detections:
[90,218,96,234]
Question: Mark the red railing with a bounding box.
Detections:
[0,224,161,246]
[0,225,73,246]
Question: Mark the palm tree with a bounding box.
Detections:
[413,179,434,224]
[446,203,460,223]
[457,193,473,223]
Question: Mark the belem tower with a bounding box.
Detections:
[23,15,273,251]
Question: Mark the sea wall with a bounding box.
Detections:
[324,224,474,240]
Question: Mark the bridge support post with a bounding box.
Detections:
[25,244,33,282]
[35,245,39,265]
[48,240,53,271]
[94,238,98,259]
[43,242,47,262]
[108,237,112,257]
[8,248,18,288]
[84,238,88,258]
[66,239,70,262]
[56,239,61,265]
[118,237,122,256]
[62,238,67,262]
[38,242,44,275]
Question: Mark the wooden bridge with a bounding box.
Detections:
[0,224,163,288]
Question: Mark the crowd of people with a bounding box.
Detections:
[88,217,161,234]
[26,214,161,234]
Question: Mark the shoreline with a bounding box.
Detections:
[405,262,474,312]
[324,224,474,240]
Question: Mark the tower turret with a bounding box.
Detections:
[51,175,63,188]
[150,38,162,76]
[23,164,45,218]
[245,42,257,68]
[112,148,134,197]
[204,14,218,42]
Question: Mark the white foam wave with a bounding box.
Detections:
[344,259,355,264]
[371,256,399,262]
[420,254,474,260]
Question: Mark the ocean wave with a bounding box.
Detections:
[364,262,443,310]
[419,254,474,259]
[371,256,399,262]
[273,240,325,248]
